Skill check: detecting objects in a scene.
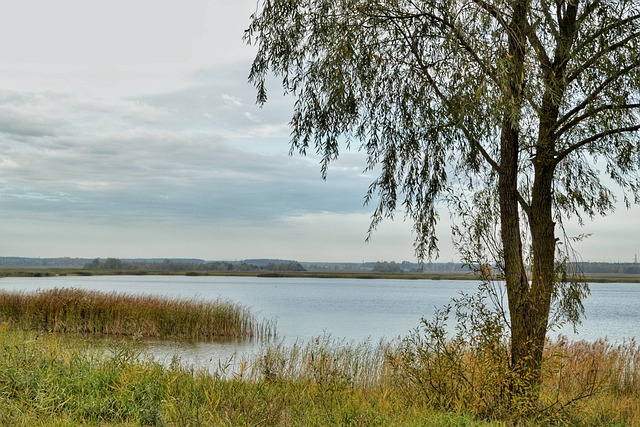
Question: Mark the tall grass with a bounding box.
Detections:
[1,288,639,425]
[0,326,639,426]
[539,337,640,425]
[0,327,494,426]
[0,288,275,341]
[391,333,640,426]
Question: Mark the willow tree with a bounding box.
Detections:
[245,0,640,402]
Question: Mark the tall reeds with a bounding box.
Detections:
[0,288,275,341]
[0,325,639,425]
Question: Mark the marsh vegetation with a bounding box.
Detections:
[0,288,275,341]
[0,326,638,426]
[0,286,639,425]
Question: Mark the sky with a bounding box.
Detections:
[0,0,638,263]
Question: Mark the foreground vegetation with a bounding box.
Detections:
[0,327,494,426]
[0,288,275,340]
[0,288,638,425]
[0,326,637,425]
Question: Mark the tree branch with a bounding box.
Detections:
[378,12,502,177]
[469,0,510,31]
[555,124,640,165]
[554,103,640,139]
[576,0,603,26]
[401,23,501,175]
[556,59,640,131]
[566,28,640,85]
[518,192,532,220]
[368,6,503,91]
[524,22,552,70]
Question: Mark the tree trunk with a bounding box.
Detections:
[497,0,554,408]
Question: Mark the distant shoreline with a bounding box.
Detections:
[1,268,639,283]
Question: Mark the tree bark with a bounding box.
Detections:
[497,0,553,407]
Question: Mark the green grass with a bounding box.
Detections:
[0,327,496,426]
[0,288,275,341]
[0,287,639,425]
[0,326,638,426]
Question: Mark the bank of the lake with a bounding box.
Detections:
[1,275,639,425]
[2,267,640,283]
[0,324,638,426]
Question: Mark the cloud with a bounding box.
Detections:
[0,71,372,230]
[1,0,635,263]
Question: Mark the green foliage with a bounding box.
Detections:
[0,328,499,426]
[1,326,640,426]
[0,288,275,341]
[389,282,640,425]
[0,326,639,425]
[392,283,516,420]
[246,0,640,261]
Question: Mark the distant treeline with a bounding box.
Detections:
[1,257,639,275]
[574,262,640,275]
[84,258,306,273]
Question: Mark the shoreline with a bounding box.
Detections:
[1,268,640,283]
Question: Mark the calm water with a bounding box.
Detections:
[0,275,638,369]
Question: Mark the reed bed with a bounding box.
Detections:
[0,287,275,341]
[539,337,640,424]
[0,327,492,426]
[0,326,639,426]
[250,335,394,388]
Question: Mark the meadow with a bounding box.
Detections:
[0,288,638,426]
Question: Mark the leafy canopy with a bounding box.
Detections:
[246,0,640,261]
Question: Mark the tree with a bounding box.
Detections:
[245,0,640,406]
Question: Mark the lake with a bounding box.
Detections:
[0,275,638,369]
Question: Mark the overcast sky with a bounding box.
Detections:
[0,0,637,263]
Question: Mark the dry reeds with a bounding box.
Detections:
[0,288,275,341]
[540,337,640,424]
[252,335,393,389]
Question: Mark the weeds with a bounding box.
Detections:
[388,285,640,426]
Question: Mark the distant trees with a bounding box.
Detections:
[264,262,306,272]
[372,261,403,273]
[84,258,307,273]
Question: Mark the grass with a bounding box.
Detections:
[0,327,495,426]
[0,288,639,425]
[0,328,638,426]
[0,288,275,341]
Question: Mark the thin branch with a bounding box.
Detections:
[555,124,640,165]
[566,29,640,85]
[469,0,510,31]
[368,7,503,91]
[576,0,603,26]
[554,103,640,139]
[518,193,532,221]
[385,14,503,177]
[556,60,640,130]
[539,0,560,39]
[406,30,502,175]
[524,22,552,70]
[572,11,640,61]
